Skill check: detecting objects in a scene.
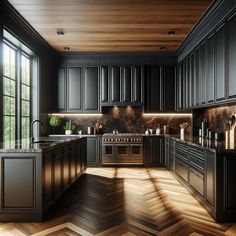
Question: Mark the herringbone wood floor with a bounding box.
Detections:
[0,168,236,236]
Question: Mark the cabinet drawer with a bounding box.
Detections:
[169,153,175,172]
[189,154,205,172]
[175,158,188,182]
[176,142,188,153]
[189,168,204,196]
[189,147,205,158]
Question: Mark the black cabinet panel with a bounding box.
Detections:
[87,137,100,167]
[84,66,99,111]
[228,15,236,98]
[199,43,206,104]
[144,137,164,167]
[185,58,189,108]
[206,35,215,103]
[133,66,143,103]
[101,66,109,103]
[163,65,176,111]
[3,157,35,208]
[111,66,121,103]
[123,66,132,103]
[189,55,194,107]
[182,61,186,109]
[177,64,183,110]
[175,158,188,182]
[206,152,215,207]
[53,152,63,198]
[189,167,204,196]
[193,49,200,106]
[68,67,82,111]
[215,25,225,101]
[58,68,66,111]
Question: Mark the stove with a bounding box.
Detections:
[102,133,143,165]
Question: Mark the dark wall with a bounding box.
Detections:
[0,0,60,119]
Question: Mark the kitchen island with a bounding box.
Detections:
[0,136,87,222]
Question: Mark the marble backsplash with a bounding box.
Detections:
[48,106,192,135]
[193,104,236,137]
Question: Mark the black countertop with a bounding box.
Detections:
[165,135,236,153]
[0,136,83,153]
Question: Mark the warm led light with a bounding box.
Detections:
[143,113,192,116]
[48,113,103,117]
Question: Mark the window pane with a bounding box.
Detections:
[3,116,15,142]
[22,117,30,139]
[22,84,30,100]
[22,100,30,116]
[3,96,15,115]
[3,77,15,96]
[3,43,16,79]
[21,55,30,85]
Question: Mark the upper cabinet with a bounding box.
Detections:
[144,65,176,113]
[100,65,144,106]
[58,66,100,113]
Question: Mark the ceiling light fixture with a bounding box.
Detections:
[143,113,192,117]
[168,30,175,35]
[57,30,64,35]
[64,47,70,51]
[160,46,166,51]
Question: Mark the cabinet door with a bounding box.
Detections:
[58,67,66,111]
[67,67,82,111]
[189,55,194,107]
[145,66,161,112]
[206,152,216,207]
[185,58,189,109]
[177,63,183,110]
[228,15,236,98]
[162,65,176,111]
[199,43,206,104]
[193,49,200,106]
[53,151,63,198]
[182,61,186,109]
[206,35,215,103]
[84,66,100,112]
[215,24,225,101]
[100,66,109,103]
[132,66,143,104]
[144,137,163,167]
[123,66,132,103]
[111,66,121,103]
[87,137,100,167]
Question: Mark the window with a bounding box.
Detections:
[3,40,31,142]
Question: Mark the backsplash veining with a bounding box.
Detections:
[49,107,192,135]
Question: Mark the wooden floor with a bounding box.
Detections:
[1,168,236,236]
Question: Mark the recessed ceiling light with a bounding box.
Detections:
[160,46,166,51]
[64,47,70,51]
[168,30,175,35]
[57,30,64,35]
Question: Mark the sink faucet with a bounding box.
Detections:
[31,120,44,143]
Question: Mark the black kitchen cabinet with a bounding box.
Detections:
[182,61,186,109]
[67,67,82,111]
[205,151,216,207]
[58,67,66,111]
[145,65,176,112]
[189,55,194,107]
[177,63,183,110]
[84,66,100,112]
[144,136,164,167]
[100,66,109,104]
[111,66,122,103]
[162,65,176,111]
[132,65,143,104]
[145,66,161,112]
[123,66,132,103]
[228,14,236,99]
[200,42,206,104]
[175,157,189,183]
[87,137,101,167]
[206,35,215,103]
[193,49,200,106]
[57,66,100,113]
[185,58,189,109]
[215,24,225,101]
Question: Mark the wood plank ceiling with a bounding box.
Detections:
[8,0,213,52]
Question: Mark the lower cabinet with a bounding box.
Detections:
[144,136,164,167]
[165,137,236,222]
[87,136,101,167]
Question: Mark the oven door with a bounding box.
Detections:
[102,143,115,163]
[130,143,143,163]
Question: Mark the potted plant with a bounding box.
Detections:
[49,116,61,134]
[64,120,75,135]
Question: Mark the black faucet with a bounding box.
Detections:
[31,120,44,143]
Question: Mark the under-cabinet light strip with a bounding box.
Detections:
[143,113,192,116]
[48,113,103,117]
